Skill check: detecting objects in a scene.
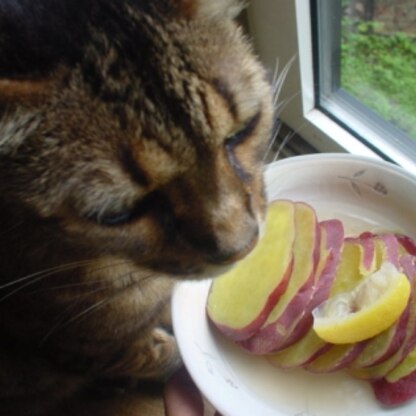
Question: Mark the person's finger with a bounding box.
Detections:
[163,367,204,416]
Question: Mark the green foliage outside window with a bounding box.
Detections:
[341,19,416,140]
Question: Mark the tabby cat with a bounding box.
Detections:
[0,0,273,414]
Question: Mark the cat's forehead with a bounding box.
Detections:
[0,0,273,221]
[72,10,267,152]
[0,0,268,146]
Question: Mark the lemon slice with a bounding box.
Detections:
[312,262,410,344]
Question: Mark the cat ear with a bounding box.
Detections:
[0,79,46,154]
[177,0,244,20]
[0,111,40,155]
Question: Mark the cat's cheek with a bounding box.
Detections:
[140,244,207,276]
[248,167,267,213]
[57,215,164,258]
[242,170,267,244]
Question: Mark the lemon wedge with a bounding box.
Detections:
[312,262,410,344]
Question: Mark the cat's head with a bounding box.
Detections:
[0,0,273,280]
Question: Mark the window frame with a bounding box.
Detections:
[245,0,416,175]
[314,0,416,164]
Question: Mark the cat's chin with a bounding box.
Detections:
[188,262,236,281]
[148,260,235,281]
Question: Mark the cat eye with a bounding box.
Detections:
[225,112,261,147]
[90,210,133,226]
[225,112,261,182]
[87,192,173,227]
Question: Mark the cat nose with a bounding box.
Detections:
[205,227,259,265]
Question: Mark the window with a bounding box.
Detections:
[246,0,416,174]
[315,0,416,161]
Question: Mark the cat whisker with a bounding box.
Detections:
[271,55,296,106]
[0,262,97,303]
[271,57,281,89]
[63,297,114,327]
[264,118,283,162]
[39,282,117,345]
[24,261,130,294]
[265,88,302,163]
[63,273,152,326]
[25,279,109,294]
[264,56,299,162]
[0,259,128,303]
[272,120,311,162]
[273,130,296,162]
[0,260,95,290]
[40,271,155,344]
[273,90,301,115]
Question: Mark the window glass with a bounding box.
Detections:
[341,0,416,141]
[314,0,416,160]
[246,0,416,171]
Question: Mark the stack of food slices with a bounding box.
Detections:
[207,199,416,407]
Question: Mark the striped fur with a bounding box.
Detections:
[0,1,273,414]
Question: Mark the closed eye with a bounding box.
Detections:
[92,210,133,226]
[97,211,132,226]
[225,111,261,148]
[87,196,154,227]
[87,192,173,227]
[224,111,261,182]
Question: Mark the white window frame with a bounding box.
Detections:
[246,0,416,175]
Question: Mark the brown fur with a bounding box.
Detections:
[0,0,273,414]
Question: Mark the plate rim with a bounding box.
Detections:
[265,153,416,183]
[173,153,416,416]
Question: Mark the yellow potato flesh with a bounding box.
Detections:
[268,329,325,368]
[263,202,318,327]
[207,200,295,331]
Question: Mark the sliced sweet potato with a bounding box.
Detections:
[206,200,295,341]
[238,202,320,353]
[280,219,344,350]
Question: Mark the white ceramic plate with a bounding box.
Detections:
[172,154,416,416]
